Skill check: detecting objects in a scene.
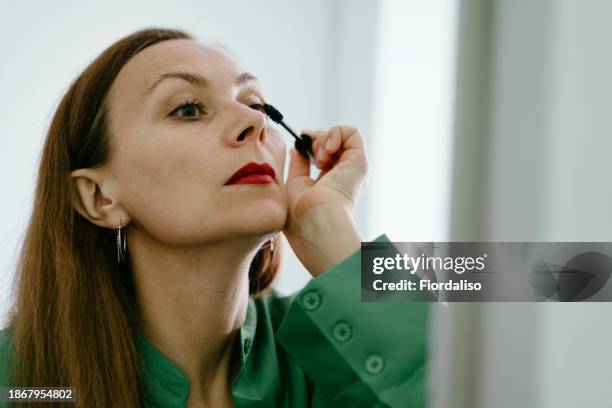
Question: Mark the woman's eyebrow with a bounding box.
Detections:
[145,71,258,96]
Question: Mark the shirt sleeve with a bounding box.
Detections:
[275,234,428,408]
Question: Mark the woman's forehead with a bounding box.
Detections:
[111,39,244,101]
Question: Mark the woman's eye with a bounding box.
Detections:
[169,101,204,120]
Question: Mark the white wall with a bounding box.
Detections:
[369,0,458,242]
[0,0,383,324]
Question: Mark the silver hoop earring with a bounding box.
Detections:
[264,234,277,256]
[116,220,128,264]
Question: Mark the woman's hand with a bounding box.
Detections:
[282,126,369,278]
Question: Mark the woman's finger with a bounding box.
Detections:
[328,127,342,154]
[302,129,328,168]
[320,127,343,167]
[333,126,364,151]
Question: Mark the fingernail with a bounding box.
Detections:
[325,137,332,152]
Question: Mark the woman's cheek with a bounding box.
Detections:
[267,128,286,170]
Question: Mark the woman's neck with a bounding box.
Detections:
[129,228,262,405]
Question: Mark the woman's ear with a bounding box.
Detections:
[70,168,129,228]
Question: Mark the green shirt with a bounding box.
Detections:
[0,234,427,407]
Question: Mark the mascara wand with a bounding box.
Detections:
[262,103,316,164]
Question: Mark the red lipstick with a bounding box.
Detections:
[225,162,276,185]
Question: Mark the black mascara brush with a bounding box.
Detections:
[261,103,316,164]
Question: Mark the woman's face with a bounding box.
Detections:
[106,39,287,246]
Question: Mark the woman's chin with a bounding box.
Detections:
[243,207,287,232]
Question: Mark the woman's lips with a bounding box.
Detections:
[225,162,276,185]
[228,174,275,185]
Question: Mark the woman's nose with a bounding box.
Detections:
[233,105,266,145]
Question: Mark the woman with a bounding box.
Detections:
[0,28,427,407]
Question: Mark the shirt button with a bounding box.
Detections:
[332,321,352,342]
[302,291,321,311]
[243,337,252,354]
[365,354,385,374]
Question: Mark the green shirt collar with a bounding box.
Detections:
[135,297,262,407]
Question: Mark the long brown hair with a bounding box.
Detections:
[7,27,282,407]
